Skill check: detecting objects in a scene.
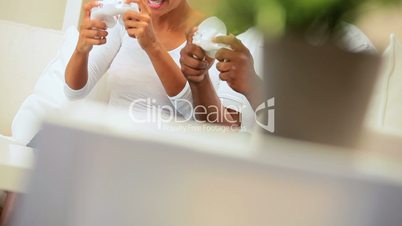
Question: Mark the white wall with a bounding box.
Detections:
[0,0,67,30]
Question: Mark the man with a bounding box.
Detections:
[175,23,375,132]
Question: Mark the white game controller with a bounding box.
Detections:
[91,0,139,28]
[192,17,231,58]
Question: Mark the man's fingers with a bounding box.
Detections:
[214,34,245,51]
[187,45,206,60]
[180,55,209,70]
[215,48,235,62]
[216,62,232,73]
[186,27,198,44]
[84,1,101,19]
[181,66,205,77]
[219,72,232,82]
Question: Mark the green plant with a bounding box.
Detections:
[215,0,401,37]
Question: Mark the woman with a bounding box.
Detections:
[65,0,205,117]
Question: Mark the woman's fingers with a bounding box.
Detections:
[86,37,107,46]
[124,21,148,30]
[84,0,102,19]
[89,20,107,30]
[123,11,151,34]
[123,10,150,22]
[83,29,108,39]
[127,29,140,38]
[134,0,151,14]
[80,19,107,31]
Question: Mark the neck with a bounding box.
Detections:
[152,1,192,31]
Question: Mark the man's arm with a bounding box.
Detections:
[214,35,265,111]
[180,29,241,126]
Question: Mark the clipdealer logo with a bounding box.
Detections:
[254,97,275,133]
[128,97,275,133]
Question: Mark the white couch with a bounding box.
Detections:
[0,20,64,137]
[0,20,110,144]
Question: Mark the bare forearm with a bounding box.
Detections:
[189,75,240,126]
[65,50,90,90]
[146,43,187,97]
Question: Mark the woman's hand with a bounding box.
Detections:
[123,0,159,51]
[214,35,264,109]
[180,28,214,83]
[76,1,109,54]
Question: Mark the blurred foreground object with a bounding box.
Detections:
[0,137,33,193]
[368,34,402,130]
[213,0,400,146]
[215,0,402,38]
[8,102,402,226]
[263,37,380,147]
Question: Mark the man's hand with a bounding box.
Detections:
[180,28,214,83]
[214,35,261,98]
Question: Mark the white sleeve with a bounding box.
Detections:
[168,82,194,119]
[338,23,377,54]
[64,24,124,100]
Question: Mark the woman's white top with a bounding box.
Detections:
[65,23,186,115]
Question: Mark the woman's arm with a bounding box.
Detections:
[65,1,107,91]
[122,0,189,97]
[65,2,123,100]
[146,43,188,97]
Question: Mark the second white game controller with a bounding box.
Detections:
[91,0,139,28]
[192,17,231,58]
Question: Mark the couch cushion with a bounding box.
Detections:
[0,20,64,135]
[11,26,78,144]
[10,25,112,145]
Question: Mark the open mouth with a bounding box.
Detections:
[148,0,165,9]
